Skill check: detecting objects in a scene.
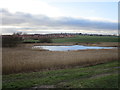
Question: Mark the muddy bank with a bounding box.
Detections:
[22,42,118,48]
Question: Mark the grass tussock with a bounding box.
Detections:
[2,47,118,74]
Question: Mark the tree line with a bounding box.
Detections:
[2,32,52,47]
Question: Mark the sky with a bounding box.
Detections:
[0,0,118,35]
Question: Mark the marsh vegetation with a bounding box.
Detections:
[2,35,119,89]
[2,44,118,74]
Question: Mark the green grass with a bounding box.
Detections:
[64,74,119,88]
[22,36,119,43]
[23,39,39,43]
[53,35,119,43]
[2,60,119,89]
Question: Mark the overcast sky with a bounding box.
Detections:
[0,0,118,35]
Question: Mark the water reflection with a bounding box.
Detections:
[32,45,115,51]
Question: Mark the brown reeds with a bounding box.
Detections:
[2,45,118,74]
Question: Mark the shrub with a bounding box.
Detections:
[39,38,52,43]
[2,35,22,47]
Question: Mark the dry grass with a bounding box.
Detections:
[76,42,118,47]
[2,43,118,74]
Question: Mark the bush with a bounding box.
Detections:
[2,35,22,47]
[39,38,52,43]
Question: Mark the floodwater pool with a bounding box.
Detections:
[32,45,115,51]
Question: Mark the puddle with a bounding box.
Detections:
[32,45,115,51]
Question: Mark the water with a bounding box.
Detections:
[32,45,115,51]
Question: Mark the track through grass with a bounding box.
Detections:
[2,60,119,89]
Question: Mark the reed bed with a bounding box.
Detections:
[2,46,118,74]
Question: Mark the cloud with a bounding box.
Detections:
[42,0,119,2]
[0,0,62,17]
[1,9,118,35]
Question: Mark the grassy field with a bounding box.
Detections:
[2,60,119,89]
[53,36,119,43]
[23,39,40,43]
[2,46,118,74]
[22,35,119,43]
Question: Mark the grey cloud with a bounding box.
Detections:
[2,28,18,34]
[1,9,117,31]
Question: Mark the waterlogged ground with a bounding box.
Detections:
[32,45,115,51]
[2,61,119,89]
